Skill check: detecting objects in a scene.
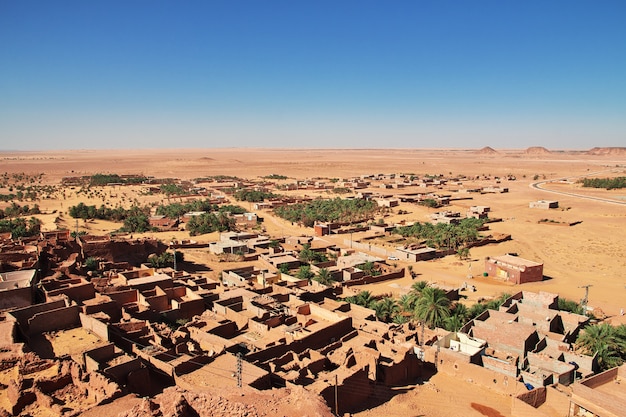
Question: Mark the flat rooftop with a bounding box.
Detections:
[489,254,542,268]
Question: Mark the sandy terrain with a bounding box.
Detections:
[1,147,625,416]
[1,148,625,319]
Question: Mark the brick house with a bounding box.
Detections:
[485,254,543,284]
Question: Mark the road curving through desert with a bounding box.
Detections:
[530,169,626,206]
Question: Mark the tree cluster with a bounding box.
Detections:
[298,244,328,264]
[148,251,184,268]
[0,203,40,219]
[156,200,245,219]
[68,202,152,233]
[234,189,279,202]
[89,174,147,186]
[186,212,235,236]
[576,323,626,371]
[579,177,626,190]
[0,217,42,238]
[395,218,484,251]
[274,197,378,227]
[160,183,186,197]
[345,283,511,330]
[68,202,148,222]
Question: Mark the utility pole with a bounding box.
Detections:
[334,374,338,416]
[236,353,242,388]
[173,248,177,272]
[579,284,592,316]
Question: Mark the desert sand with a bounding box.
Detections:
[1,147,625,417]
[2,147,624,318]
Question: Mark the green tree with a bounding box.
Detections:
[457,247,470,260]
[297,265,314,280]
[345,290,376,309]
[314,268,333,286]
[411,280,430,296]
[84,257,99,271]
[359,261,377,276]
[468,302,487,320]
[299,243,316,263]
[558,298,584,315]
[123,213,150,233]
[576,323,626,371]
[443,315,464,332]
[450,303,470,323]
[415,287,451,345]
[373,297,400,322]
[399,293,419,313]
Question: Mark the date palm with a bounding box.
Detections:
[415,286,451,346]
[576,323,625,370]
[355,290,376,308]
[314,268,333,286]
[373,297,400,322]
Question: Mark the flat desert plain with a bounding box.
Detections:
[2,147,626,417]
[1,147,625,322]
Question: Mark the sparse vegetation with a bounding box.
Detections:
[418,198,440,208]
[263,174,288,180]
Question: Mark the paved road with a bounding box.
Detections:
[529,170,626,206]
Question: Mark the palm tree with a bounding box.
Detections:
[360,261,376,276]
[486,292,512,310]
[297,265,314,280]
[373,297,400,322]
[399,293,419,313]
[314,268,333,286]
[355,290,376,308]
[444,315,464,332]
[576,323,625,371]
[393,314,409,325]
[414,287,451,346]
[411,280,430,295]
[451,303,470,323]
[468,302,487,320]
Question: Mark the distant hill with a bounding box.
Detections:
[476,146,499,155]
[586,147,626,156]
[525,146,552,155]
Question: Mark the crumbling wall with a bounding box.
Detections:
[435,349,525,395]
[7,358,121,416]
[82,238,167,265]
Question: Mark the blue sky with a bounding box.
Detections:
[1,1,625,150]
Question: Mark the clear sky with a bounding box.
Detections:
[1,1,625,150]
